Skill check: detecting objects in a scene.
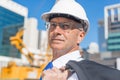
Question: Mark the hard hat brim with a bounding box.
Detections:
[42,12,84,22]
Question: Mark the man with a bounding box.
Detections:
[41,0,89,80]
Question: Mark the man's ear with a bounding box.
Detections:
[77,31,85,43]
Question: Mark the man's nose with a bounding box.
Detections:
[53,25,63,33]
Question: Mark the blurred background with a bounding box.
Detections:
[0,0,120,80]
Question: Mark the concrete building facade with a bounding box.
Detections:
[104,4,120,51]
[0,0,28,58]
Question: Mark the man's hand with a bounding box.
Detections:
[42,67,68,80]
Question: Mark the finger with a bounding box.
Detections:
[59,66,66,72]
[42,69,55,77]
[42,69,58,80]
[52,67,69,79]
[52,67,62,73]
[63,70,69,79]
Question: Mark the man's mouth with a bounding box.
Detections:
[51,39,64,43]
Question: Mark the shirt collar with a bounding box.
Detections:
[52,50,83,68]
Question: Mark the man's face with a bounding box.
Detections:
[48,17,85,53]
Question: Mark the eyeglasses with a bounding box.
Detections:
[46,22,83,31]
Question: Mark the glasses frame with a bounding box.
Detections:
[46,21,84,31]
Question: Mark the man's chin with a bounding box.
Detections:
[51,44,64,50]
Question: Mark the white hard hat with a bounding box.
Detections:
[42,0,89,32]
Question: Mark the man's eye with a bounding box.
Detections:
[51,23,56,27]
[61,24,70,30]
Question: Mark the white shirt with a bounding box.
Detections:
[52,50,84,80]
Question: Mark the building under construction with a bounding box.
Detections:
[0,0,51,79]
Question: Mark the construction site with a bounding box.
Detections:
[0,0,120,80]
[0,0,53,79]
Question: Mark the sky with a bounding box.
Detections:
[14,0,120,49]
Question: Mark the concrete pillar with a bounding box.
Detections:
[111,9,115,22]
[118,7,120,21]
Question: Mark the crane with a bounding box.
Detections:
[0,28,52,80]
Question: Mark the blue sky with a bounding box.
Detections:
[14,0,120,49]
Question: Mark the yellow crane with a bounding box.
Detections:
[0,28,52,80]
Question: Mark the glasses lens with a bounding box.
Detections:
[50,22,57,27]
[46,22,56,30]
[60,22,72,30]
[46,22,82,30]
